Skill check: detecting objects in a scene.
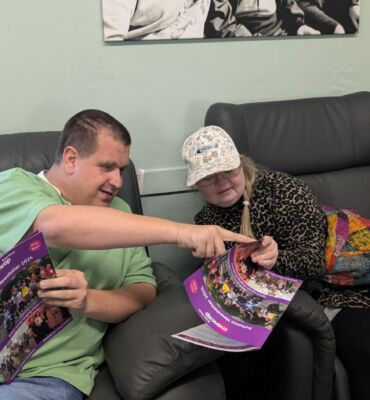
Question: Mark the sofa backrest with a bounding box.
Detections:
[0,131,143,215]
[205,91,370,218]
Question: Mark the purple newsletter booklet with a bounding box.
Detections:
[0,232,72,382]
[174,242,302,351]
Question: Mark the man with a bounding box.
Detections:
[0,109,248,399]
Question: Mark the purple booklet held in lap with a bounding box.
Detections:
[0,232,72,382]
[173,242,302,352]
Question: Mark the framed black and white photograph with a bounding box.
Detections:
[102,0,360,41]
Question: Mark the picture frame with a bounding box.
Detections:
[102,0,360,42]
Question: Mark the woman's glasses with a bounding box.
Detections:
[197,165,242,187]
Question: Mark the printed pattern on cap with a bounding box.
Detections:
[182,126,241,186]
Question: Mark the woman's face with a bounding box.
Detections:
[196,167,245,207]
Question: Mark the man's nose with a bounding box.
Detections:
[110,169,123,189]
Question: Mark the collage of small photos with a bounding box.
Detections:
[0,233,71,383]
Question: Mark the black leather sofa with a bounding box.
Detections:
[0,131,226,400]
[205,91,370,400]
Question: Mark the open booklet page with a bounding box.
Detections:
[173,242,302,351]
[0,232,72,382]
[172,323,257,352]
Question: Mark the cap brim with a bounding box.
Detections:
[186,158,241,187]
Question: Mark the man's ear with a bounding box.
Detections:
[63,146,79,174]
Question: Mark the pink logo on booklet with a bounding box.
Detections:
[29,240,41,252]
[188,279,198,294]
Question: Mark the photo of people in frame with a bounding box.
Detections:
[102,0,360,41]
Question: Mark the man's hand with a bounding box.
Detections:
[176,224,254,258]
[38,269,88,312]
[250,236,278,270]
[297,25,321,35]
[39,269,156,322]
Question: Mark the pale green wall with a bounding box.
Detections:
[1,1,369,276]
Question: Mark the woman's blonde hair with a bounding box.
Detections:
[239,154,257,238]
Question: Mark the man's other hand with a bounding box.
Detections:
[38,269,88,312]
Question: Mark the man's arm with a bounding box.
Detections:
[38,269,156,323]
[86,284,157,322]
[34,204,249,258]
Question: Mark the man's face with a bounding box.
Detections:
[67,129,130,207]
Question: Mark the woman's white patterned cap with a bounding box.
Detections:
[182,126,241,187]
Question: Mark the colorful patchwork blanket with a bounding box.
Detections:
[322,205,370,286]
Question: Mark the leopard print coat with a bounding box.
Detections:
[194,169,370,309]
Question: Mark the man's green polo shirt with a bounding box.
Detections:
[0,168,156,394]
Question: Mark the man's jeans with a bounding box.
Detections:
[0,376,84,400]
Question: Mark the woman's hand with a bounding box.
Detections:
[251,236,278,270]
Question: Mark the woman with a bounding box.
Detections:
[182,125,327,280]
[182,125,369,400]
[182,125,327,399]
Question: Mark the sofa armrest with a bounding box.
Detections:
[285,290,333,334]
[283,290,336,400]
[103,262,223,400]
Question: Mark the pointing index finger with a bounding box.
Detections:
[221,230,255,244]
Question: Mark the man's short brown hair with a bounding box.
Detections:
[55,109,131,164]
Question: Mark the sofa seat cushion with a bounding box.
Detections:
[103,263,222,400]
